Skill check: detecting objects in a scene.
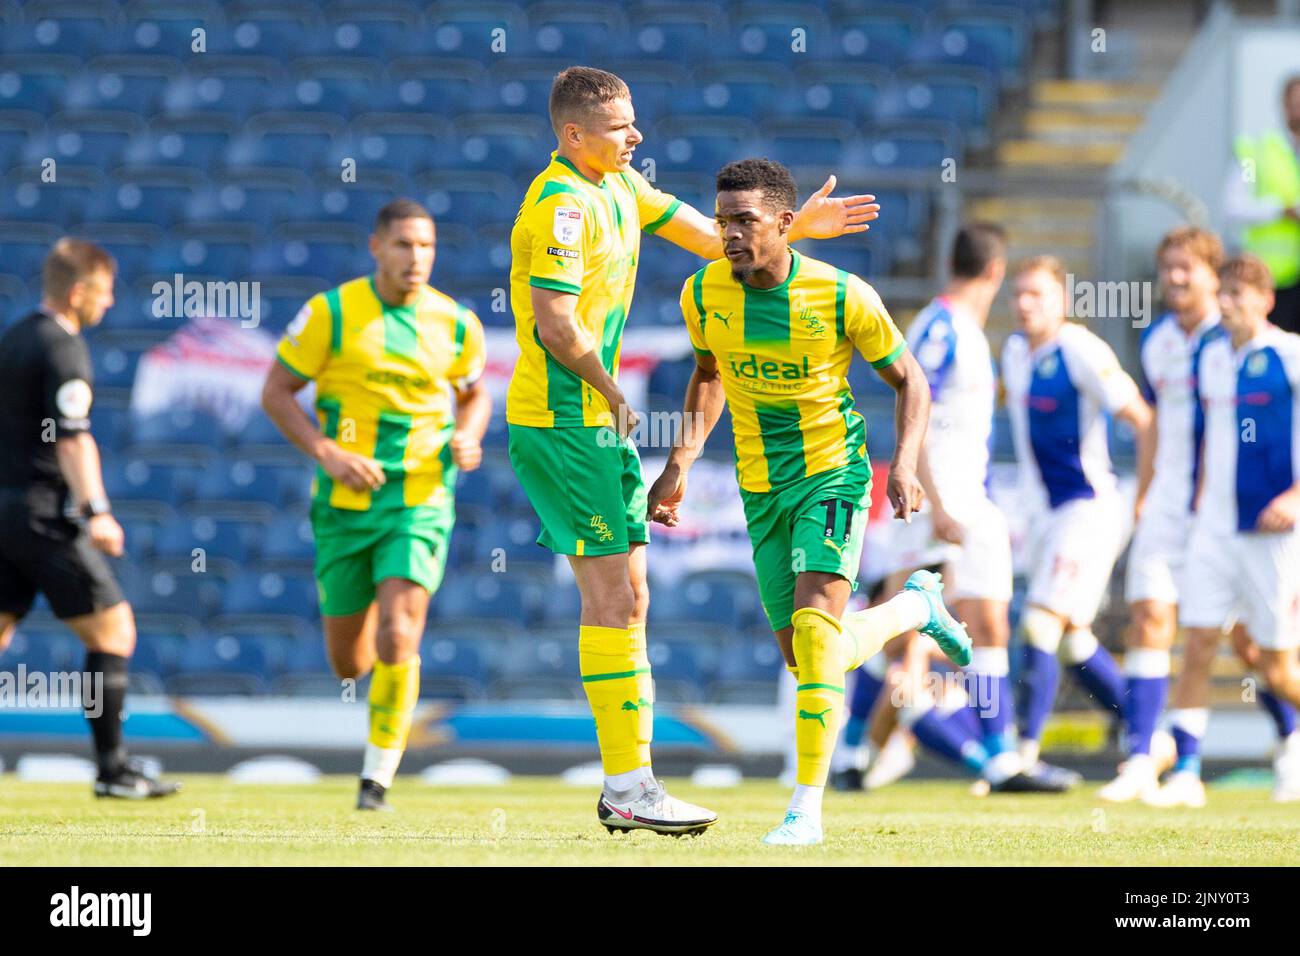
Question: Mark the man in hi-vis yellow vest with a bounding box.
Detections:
[1228,75,1300,334]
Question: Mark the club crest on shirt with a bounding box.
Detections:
[553,206,582,244]
[1036,353,1059,378]
[1246,351,1269,377]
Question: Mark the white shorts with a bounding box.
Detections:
[887,495,1013,603]
[1180,527,1300,650]
[1124,505,1191,606]
[1025,493,1128,626]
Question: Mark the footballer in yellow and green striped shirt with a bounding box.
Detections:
[506,68,882,834]
[261,198,491,812]
[647,160,954,844]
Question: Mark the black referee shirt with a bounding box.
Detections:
[0,310,94,513]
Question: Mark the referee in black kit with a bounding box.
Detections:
[0,238,179,799]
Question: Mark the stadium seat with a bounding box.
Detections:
[258,513,317,566]
[491,632,583,701]
[0,54,77,114]
[730,3,831,62]
[432,572,533,624]
[424,1,528,56]
[786,62,888,123]
[471,516,551,573]
[128,114,237,169]
[761,116,859,170]
[220,570,319,619]
[103,458,193,505]
[830,5,921,66]
[166,635,270,696]
[126,566,227,619]
[188,169,308,227]
[650,570,762,632]
[3,8,123,58]
[622,4,728,61]
[69,55,178,115]
[152,515,262,565]
[385,57,487,116]
[320,4,420,58]
[711,638,785,704]
[130,408,226,450]
[1,621,83,673]
[160,58,278,123]
[85,168,199,226]
[419,636,489,700]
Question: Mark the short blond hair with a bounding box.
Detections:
[1219,253,1274,292]
[1015,254,1066,288]
[1157,226,1224,272]
[42,237,116,300]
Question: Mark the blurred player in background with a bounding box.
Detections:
[1149,254,1300,807]
[507,67,878,836]
[1001,256,1155,784]
[1101,228,1224,801]
[261,200,490,811]
[0,239,179,799]
[1225,75,1300,335]
[883,224,1062,793]
[648,158,971,845]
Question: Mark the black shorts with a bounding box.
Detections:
[0,494,124,620]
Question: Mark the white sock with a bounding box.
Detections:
[606,767,649,794]
[1018,737,1041,768]
[361,744,403,789]
[841,591,931,661]
[788,783,823,822]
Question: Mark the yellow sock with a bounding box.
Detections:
[629,623,654,767]
[364,656,420,786]
[579,624,644,775]
[841,590,928,666]
[792,607,847,787]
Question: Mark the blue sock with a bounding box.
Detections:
[972,671,1012,753]
[1259,689,1298,739]
[1018,645,1059,743]
[1067,646,1125,716]
[911,708,988,774]
[1168,709,1207,777]
[1124,675,1167,755]
[843,667,885,748]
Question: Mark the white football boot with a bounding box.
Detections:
[1143,769,1207,808]
[864,729,916,790]
[1272,733,1300,802]
[597,778,717,836]
[762,810,823,846]
[1099,753,1159,803]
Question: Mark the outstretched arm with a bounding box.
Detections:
[647,352,726,526]
[874,349,931,521]
[653,175,881,259]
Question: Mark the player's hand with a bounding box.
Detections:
[931,506,964,544]
[793,175,880,239]
[1256,488,1299,532]
[319,441,386,493]
[647,460,688,527]
[450,429,482,472]
[606,390,640,442]
[887,463,925,522]
[87,513,125,556]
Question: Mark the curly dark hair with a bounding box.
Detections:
[715,158,797,213]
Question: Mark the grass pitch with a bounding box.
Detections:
[2,775,1297,866]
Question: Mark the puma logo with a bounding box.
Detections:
[822,538,847,557]
[622,698,652,712]
[798,708,833,727]
[712,310,732,329]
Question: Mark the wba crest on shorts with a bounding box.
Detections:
[553,206,582,245]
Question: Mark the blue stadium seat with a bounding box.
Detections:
[84,170,198,226]
[130,408,226,449]
[419,636,489,699]
[934,9,1029,73]
[0,621,83,673]
[127,115,236,169]
[220,570,319,619]
[2,172,99,225]
[525,2,626,60]
[656,116,761,173]
[424,1,527,56]
[650,571,761,631]
[69,55,176,114]
[90,405,133,450]
[166,635,270,696]
[161,58,276,122]
[152,515,261,564]
[344,113,451,176]
[0,54,77,113]
[785,63,887,123]
[678,62,790,122]
[38,111,141,167]
[761,117,858,170]
[3,10,122,57]
[123,6,220,56]
[432,573,532,623]
[236,409,296,449]
[91,343,145,390]
[711,638,784,703]
[416,169,518,231]
[103,458,193,505]
[906,29,1003,80]
[623,6,727,61]
[126,566,226,618]
[866,123,956,170]
[497,633,581,683]
[731,3,831,61]
[259,513,316,565]
[471,516,551,571]
[194,460,309,509]
[132,623,202,679]
[224,112,343,171]
[214,13,318,60]
[385,57,486,116]
[830,6,921,66]
[274,57,381,116]
[320,6,419,58]
[879,67,993,133]
[187,169,307,227]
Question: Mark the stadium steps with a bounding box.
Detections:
[996,79,1159,169]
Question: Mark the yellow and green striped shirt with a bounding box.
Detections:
[507,152,680,427]
[682,250,906,493]
[276,275,486,511]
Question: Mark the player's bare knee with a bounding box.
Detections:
[0,616,16,655]
[1258,651,1296,691]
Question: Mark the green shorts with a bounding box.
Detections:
[741,459,872,632]
[507,423,647,556]
[311,501,454,617]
